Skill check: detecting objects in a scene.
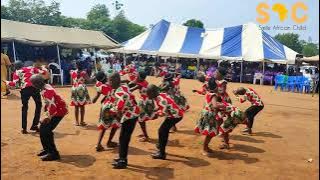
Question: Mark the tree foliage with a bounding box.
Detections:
[183,19,204,28]
[302,43,319,57]
[274,33,319,57]
[274,33,303,53]
[1,0,145,43]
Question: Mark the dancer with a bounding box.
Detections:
[194,77,223,155]
[130,71,151,142]
[233,87,264,135]
[1,51,12,96]
[214,67,231,102]
[92,71,119,152]
[30,75,68,161]
[70,62,91,126]
[5,61,48,134]
[159,73,189,132]
[109,73,140,169]
[146,84,184,159]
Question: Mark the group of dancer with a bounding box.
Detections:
[4,60,264,169]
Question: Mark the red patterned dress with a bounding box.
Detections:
[194,92,220,137]
[41,84,68,118]
[172,76,190,111]
[95,81,120,130]
[119,64,139,83]
[218,102,246,135]
[109,85,140,123]
[70,70,91,106]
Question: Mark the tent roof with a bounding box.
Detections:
[301,55,319,62]
[1,19,119,49]
[109,19,299,64]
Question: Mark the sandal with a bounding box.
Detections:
[107,141,118,148]
[219,143,230,149]
[96,144,104,152]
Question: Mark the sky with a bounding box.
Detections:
[2,0,319,42]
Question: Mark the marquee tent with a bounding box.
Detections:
[110,19,299,64]
[1,19,119,49]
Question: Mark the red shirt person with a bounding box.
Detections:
[5,61,49,134]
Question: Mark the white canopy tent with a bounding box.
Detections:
[109,19,299,65]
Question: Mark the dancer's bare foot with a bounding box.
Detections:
[137,134,144,138]
[80,122,87,126]
[202,148,214,156]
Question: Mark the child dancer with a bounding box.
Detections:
[233,87,264,135]
[130,71,151,142]
[216,102,248,149]
[214,67,231,103]
[70,62,91,126]
[159,73,189,132]
[194,77,223,155]
[30,75,68,161]
[92,71,119,152]
[146,84,184,159]
[109,73,140,169]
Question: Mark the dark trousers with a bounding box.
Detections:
[245,106,264,129]
[20,86,42,130]
[158,117,183,154]
[40,116,63,154]
[119,118,138,159]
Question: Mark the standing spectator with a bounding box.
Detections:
[1,50,12,96]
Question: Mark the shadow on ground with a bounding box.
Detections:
[58,155,96,168]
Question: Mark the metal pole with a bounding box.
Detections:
[286,63,289,75]
[56,44,63,85]
[123,53,127,66]
[12,41,17,62]
[240,60,243,83]
[262,61,265,74]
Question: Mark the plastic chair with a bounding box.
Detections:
[295,76,304,93]
[286,76,296,92]
[274,75,285,91]
[48,63,64,85]
[253,73,264,85]
[302,77,311,93]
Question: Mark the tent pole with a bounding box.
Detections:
[196,58,200,79]
[123,53,127,66]
[286,63,289,75]
[262,61,265,74]
[12,41,17,62]
[240,60,243,83]
[56,44,63,86]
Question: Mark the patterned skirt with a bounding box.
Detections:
[138,99,157,122]
[70,84,91,106]
[97,105,121,130]
[218,110,246,134]
[194,111,220,137]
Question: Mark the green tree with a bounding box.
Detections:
[87,4,110,21]
[183,19,204,28]
[302,43,319,57]
[274,33,303,53]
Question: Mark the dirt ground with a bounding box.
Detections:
[1,76,319,180]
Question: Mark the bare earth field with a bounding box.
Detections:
[1,76,319,180]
